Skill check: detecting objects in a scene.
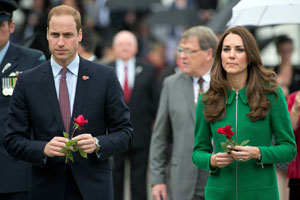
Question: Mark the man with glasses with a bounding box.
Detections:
[149,26,218,200]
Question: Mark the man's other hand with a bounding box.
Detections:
[152,184,168,200]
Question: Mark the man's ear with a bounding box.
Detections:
[46,27,49,41]
[206,48,214,61]
[78,28,82,42]
[9,21,15,34]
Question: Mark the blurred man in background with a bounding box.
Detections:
[0,0,45,199]
[150,26,218,200]
[111,30,159,200]
[78,26,99,62]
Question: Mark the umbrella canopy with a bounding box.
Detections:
[227,0,300,27]
[207,0,239,34]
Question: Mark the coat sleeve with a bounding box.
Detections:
[192,95,216,172]
[149,79,172,185]
[97,68,133,159]
[4,74,47,166]
[258,87,296,164]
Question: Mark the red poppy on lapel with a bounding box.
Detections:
[82,75,89,80]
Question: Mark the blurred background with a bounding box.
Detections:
[9,1,300,200]
[10,0,300,69]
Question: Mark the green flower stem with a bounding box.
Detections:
[60,123,87,164]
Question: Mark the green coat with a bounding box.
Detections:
[193,87,296,200]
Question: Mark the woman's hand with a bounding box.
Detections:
[210,152,234,168]
[290,92,300,129]
[229,146,260,162]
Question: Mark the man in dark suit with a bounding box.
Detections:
[110,30,159,200]
[0,1,46,199]
[4,5,133,200]
[78,27,99,62]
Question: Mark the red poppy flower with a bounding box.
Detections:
[74,115,88,127]
[217,125,235,139]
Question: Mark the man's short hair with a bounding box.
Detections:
[47,5,81,32]
[80,27,98,53]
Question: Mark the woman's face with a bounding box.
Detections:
[221,33,248,78]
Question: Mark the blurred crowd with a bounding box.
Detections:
[10,0,225,74]
[4,1,300,200]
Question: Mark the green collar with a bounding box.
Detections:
[227,87,248,105]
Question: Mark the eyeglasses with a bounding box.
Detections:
[177,47,201,54]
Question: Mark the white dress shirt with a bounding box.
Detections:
[115,58,136,89]
[51,54,79,115]
[193,70,211,105]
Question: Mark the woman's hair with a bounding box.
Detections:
[47,5,81,32]
[202,26,277,123]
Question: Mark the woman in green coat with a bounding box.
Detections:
[192,26,296,200]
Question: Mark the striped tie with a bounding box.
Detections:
[59,67,71,132]
[198,77,204,96]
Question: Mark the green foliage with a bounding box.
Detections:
[240,140,250,146]
[63,131,69,138]
[79,149,87,158]
[60,130,88,164]
[221,139,250,153]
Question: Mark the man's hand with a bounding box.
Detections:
[44,136,69,157]
[210,152,234,168]
[73,133,98,153]
[152,184,168,200]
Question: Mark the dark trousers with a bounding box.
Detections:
[0,191,28,200]
[64,165,83,200]
[113,146,149,200]
[289,178,300,200]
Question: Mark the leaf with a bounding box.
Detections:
[240,140,250,146]
[221,142,228,152]
[66,139,76,147]
[73,145,79,152]
[66,153,74,163]
[79,149,88,158]
[73,123,79,130]
[63,131,69,138]
[59,147,67,153]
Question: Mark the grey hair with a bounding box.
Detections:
[180,26,218,56]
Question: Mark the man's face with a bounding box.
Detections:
[47,14,82,66]
[277,42,293,63]
[178,36,208,77]
[0,20,14,50]
[113,31,137,62]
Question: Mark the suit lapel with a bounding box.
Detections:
[131,62,143,94]
[0,44,18,78]
[71,58,90,133]
[41,61,65,132]
[181,73,196,122]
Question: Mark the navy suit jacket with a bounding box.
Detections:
[4,57,133,200]
[0,43,45,194]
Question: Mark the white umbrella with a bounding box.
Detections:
[227,0,300,27]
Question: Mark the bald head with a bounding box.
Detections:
[113,30,138,61]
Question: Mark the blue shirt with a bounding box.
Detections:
[51,55,79,115]
[0,41,10,66]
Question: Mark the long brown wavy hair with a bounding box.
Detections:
[202,26,277,123]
